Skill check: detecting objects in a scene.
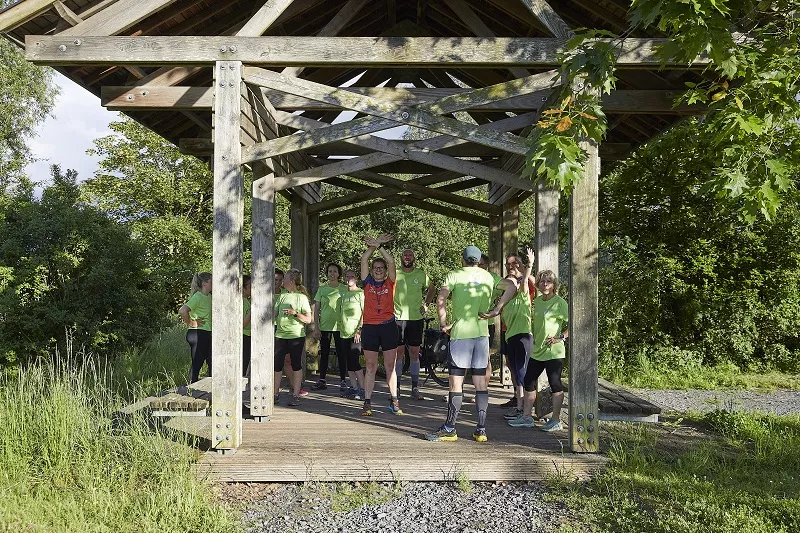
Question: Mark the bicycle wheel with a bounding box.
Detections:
[425,358,449,386]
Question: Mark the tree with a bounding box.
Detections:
[0,26,58,193]
[0,166,167,365]
[83,118,216,307]
[599,121,800,377]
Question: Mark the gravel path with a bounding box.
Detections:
[239,482,564,533]
[632,388,800,416]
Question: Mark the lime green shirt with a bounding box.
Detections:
[531,294,569,361]
[337,289,364,339]
[274,292,311,339]
[185,291,212,332]
[394,268,431,320]
[502,282,532,338]
[443,266,495,340]
[314,283,343,331]
[489,271,503,302]
[243,298,251,336]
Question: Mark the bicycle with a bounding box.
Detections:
[375,318,450,387]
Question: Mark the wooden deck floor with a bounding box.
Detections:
[189,379,607,482]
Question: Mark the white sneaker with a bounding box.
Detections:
[540,418,563,432]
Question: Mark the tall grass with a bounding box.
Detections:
[550,412,800,532]
[0,338,238,532]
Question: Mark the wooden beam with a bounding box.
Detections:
[0,0,55,33]
[568,136,600,454]
[267,109,536,192]
[211,60,244,450]
[443,0,529,79]
[53,1,82,26]
[103,86,702,115]
[57,0,178,36]
[26,36,712,67]
[238,0,297,37]
[320,195,489,226]
[520,0,574,39]
[241,68,559,162]
[251,174,277,420]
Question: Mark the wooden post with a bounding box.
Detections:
[568,138,600,453]
[501,199,519,258]
[307,212,320,299]
[290,195,309,377]
[488,212,503,356]
[534,182,560,418]
[211,60,243,452]
[251,174,276,422]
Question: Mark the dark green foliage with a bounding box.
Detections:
[599,122,800,378]
[0,166,168,365]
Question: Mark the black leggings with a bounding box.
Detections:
[318,330,344,380]
[339,336,363,372]
[186,329,212,383]
[243,334,251,377]
[523,358,564,393]
[505,333,532,385]
[275,337,305,372]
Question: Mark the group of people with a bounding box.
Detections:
[178,234,570,442]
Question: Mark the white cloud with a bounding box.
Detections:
[25,71,117,186]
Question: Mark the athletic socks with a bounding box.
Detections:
[475,390,489,428]
[410,360,420,389]
[445,391,463,427]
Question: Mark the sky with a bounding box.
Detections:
[25,71,117,186]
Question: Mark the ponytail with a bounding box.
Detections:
[285,268,310,298]
[190,272,212,295]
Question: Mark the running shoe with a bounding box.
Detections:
[353,388,365,401]
[361,402,373,416]
[273,393,280,403]
[499,397,518,408]
[508,415,536,428]
[298,389,309,397]
[411,387,423,400]
[287,395,300,407]
[503,407,523,420]
[472,427,488,442]
[387,401,404,415]
[540,418,563,432]
[311,379,327,391]
[339,380,348,394]
[424,425,458,442]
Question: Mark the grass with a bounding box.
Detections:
[609,359,800,391]
[548,411,800,532]
[0,330,239,532]
[301,481,404,512]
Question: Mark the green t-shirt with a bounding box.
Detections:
[443,266,495,340]
[274,292,311,339]
[185,291,212,332]
[243,298,251,336]
[394,268,431,320]
[502,282,532,338]
[337,289,364,339]
[314,283,343,331]
[531,294,569,361]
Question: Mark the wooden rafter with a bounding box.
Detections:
[25,36,712,67]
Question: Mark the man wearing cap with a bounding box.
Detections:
[425,245,514,442]
[394,248,436,400]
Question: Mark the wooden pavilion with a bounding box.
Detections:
[0,0,705,460]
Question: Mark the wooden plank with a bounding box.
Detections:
[598,378,662,414]
[0,0,55,32]
[25,36,711,67]
[568,133,600,453]
[238,0,297,37]
[53,1,82,26]
[211,60,244,450]
[443,0,529,78]
[251,175,277,419]
[534,183,559,418]
[241,69,558,162]
[521,0,574,39]
[267,109,535,192]
[57,0,178,36]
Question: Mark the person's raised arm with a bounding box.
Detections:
[437,286,451,334]
[479,278,517,319]
[375,234,396,281]
[361,236,379,280]
[520,247,535,298]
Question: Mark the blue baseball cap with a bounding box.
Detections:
[463,245,482,262]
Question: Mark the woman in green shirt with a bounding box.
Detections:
[178,272,212,383]
[273,268,313,407]
[311,263,344,392]
[337,269,366,399]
